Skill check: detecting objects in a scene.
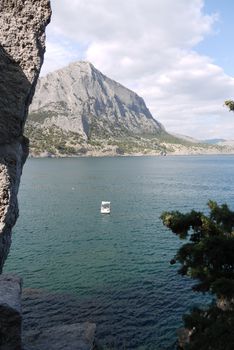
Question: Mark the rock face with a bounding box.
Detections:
[0,0,51,272]
[29,61,164,138]
[0,274,22,349]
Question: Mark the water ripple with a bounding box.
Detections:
[5,156,234,349]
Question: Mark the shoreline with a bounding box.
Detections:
[28,151,234,159]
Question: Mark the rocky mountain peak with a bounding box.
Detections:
[29,61,163,139]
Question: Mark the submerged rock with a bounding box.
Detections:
[24,322,96,350]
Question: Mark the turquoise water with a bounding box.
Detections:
[4,156,234,349]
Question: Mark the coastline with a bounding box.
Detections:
[28,149,234,159]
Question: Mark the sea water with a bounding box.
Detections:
[4,156,234,349]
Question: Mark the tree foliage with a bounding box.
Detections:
[183,305,234,350]
[161,201,234,349]
[224,100,234,112]
[161,201,234,297]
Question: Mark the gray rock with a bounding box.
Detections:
[29,61,164,138]
[0,274,22,350]
[0,0,51,271]
[23,322,96,350]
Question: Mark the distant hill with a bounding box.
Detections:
[202,139,234,147]
[171,133,201,144]
[202,139,226,145]
[26,61,234,157]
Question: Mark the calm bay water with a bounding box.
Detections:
[4,156,234,349]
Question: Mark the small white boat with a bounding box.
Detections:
[101,201,111,214]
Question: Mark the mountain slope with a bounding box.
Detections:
[26,61,234,157]
[29,61,163,139]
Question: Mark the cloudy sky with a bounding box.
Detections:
[41,0,234,140]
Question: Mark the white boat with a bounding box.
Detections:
[101,201,111,214]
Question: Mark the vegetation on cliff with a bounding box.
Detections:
[25,120,225,157]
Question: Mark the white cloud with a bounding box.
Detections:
[42,0,234,139]
[41,41,75,76]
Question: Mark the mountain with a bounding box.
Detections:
[29,61,163,137]
[26,61,234,157]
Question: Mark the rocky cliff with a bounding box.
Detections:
[29,61,163,138]
[26,62,232,157]
[0,0,51,272]
[27,62,177,156]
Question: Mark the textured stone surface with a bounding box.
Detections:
[29,61,164,138]
[23,322,96,350]
[0,0,52,143]
[0,274,22,350]
[0,0,51,272]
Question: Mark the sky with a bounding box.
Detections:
[41,0,234,140]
